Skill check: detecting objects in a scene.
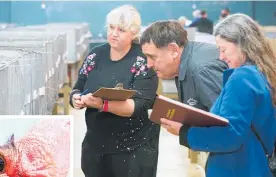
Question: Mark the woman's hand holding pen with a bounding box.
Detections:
[81,93,103,109]
[72,94,86,109]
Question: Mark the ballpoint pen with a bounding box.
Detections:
[80,89,89,96]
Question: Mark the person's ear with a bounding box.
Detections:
[168,43,180,59]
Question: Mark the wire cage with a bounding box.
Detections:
[17,23,91,64]
[0,23,90,115]
[0,50,27,114]
[0,32,67,115]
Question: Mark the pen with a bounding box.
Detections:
[80,89,89,96]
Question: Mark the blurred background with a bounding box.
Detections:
[0,1,276,177]
[1,1,276,37]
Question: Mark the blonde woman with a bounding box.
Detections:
[70,5,160,177]
[178,16,190,27]
[161,14,276,177]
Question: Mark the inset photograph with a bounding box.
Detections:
[0,115,73,177]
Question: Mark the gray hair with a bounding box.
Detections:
[214,13,276,106]
[214,13,262,48]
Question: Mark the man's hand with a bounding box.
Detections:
[160,118,183,136]
[72,94,86,109]
[81,93,103,109]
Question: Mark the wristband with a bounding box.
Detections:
[102,100,108,112]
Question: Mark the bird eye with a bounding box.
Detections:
[0,155,5,173]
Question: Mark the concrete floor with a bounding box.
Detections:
[70,108,205,177]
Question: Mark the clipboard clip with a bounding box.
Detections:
[115,83,123,90]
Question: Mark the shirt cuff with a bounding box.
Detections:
[69,89,81,108]
[179,124,191,148]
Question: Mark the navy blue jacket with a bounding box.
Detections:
[180,64,276,177]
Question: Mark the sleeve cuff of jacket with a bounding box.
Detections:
[179,124,191,148]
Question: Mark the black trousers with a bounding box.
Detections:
[81,135,159,177]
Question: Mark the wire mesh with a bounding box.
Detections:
[0,35,66,115]
[0,50,27,114]
[0,23,90,115]
[19,23,91,63]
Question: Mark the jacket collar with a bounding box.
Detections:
[178,41,193,81]
[222,59,255,86]
[222,68,235,86]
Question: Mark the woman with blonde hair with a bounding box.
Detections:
[70,5,160,177]
[178,16,188,27]
[161,13,276,177]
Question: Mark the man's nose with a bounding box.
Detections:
[147,60,154,68]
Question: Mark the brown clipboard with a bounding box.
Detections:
[93,83,137,101]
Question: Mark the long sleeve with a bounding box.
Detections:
[180,68,259,153]
[130,61,158,118]
[69,72,86,108]
[69,51,97,108]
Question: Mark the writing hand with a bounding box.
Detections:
[72,94,86,109]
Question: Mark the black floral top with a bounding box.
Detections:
[70,43,160,154]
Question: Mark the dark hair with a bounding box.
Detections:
[140,20,188,48]
[223,8,230,13]
[200,10,207,16]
